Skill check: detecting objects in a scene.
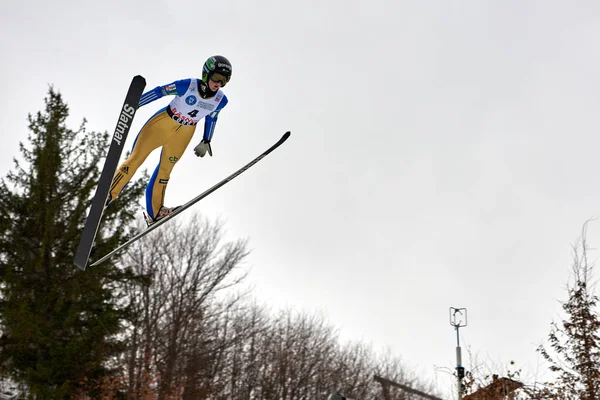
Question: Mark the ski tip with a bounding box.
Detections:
[273,131,291,147]
[132,75,147,85]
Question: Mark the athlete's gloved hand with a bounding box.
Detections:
[194,140,212,157]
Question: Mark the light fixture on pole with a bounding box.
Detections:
[450,307,467,400]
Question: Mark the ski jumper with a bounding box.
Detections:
[109,78,228,219]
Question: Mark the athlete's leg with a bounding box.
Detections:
[108,111,177,203]
[145,125,196,219]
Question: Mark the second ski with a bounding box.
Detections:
[89,131,291,267]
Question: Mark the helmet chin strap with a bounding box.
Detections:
[199,80,217,99]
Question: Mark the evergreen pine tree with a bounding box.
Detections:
[0,88,146,398]
[538,224,600,400]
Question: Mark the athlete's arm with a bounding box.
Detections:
[202,95,229,141]
[194,95,229,157]
[138,79,192,107]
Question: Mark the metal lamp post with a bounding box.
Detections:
[450,307,467,400]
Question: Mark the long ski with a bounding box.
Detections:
[74,75,146,270]
[89,131,291,267]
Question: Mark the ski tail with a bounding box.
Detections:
[73,75,146,271]
[89,131,291,267]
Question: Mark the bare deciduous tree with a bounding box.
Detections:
[119,214,249,399]
[107,214,439,400]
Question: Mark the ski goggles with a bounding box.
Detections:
[209,72,230,86]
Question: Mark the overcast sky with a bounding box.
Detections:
[3,0,600,397]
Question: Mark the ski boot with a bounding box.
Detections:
[144,205,181,227]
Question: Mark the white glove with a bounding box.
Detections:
[194,140,212,157]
